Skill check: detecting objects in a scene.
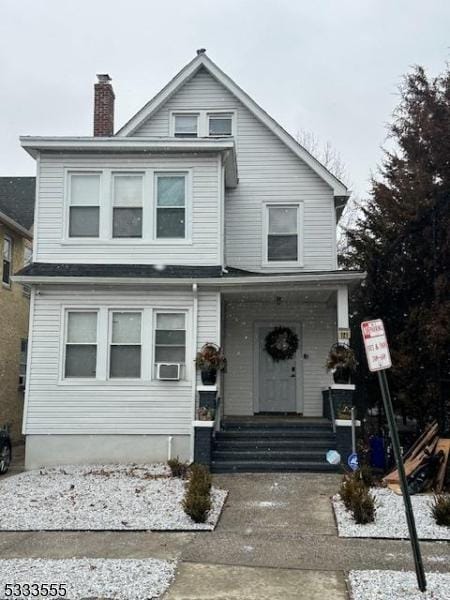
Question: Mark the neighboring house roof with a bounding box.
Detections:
[0,177,35,237]
[117,52,349,200]
[14,263,364,287]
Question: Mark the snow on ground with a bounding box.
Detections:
[0,558,175,600]
[333,488,450,540]
[0,464,227,531]
[349,570,450,600]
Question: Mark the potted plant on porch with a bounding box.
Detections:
[195,343,226,385]
[326,343,357,384]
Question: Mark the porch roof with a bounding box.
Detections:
[13,263,364,288]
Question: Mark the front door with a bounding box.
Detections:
[256,324,300,413]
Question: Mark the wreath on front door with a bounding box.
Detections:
[264,326,299,362]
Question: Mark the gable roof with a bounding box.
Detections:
[117,52,349,199]
[0,177,35,236]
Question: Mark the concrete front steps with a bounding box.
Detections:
[211,417,338,473]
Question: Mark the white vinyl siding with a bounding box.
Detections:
[24,286,220,435]
[134,68,336,271]
[35,154,220,264]
[223,299,335,417]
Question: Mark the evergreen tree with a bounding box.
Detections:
[343,65,450,428]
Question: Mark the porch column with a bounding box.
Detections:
[337,285,350,345]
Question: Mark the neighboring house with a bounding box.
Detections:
[0,177,35,442]
[16,51,364,470]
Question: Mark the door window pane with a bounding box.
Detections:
[209,115,232,136]
[69,207,100,237]
[174,115,198,137]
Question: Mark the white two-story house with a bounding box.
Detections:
[17,51,363,470]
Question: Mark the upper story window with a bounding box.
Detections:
[174,114,198,138]
[68,173,100,238]
[109,311,142,378]
[264,204,302,265]
[208,113,233,136]
[64,311,98,378]
[112,174,143,238]
[2,235,12,286]
[155,174,186,239]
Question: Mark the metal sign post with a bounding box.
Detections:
[361,319,426,593]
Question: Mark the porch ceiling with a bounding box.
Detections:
[222,288,335,303]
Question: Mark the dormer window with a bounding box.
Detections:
[208,113,233,136]
[174,114,198,138]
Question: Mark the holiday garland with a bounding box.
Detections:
[264,326,299,361]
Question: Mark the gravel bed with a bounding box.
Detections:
[0,558,175,599]
[333,488,450,540]
[0,464,227,531]
[349,570,450,599]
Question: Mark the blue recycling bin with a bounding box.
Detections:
[370,435,385,469]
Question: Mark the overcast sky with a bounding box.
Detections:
[1,0,449,197]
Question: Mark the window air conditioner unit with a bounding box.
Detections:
[157,363,181,381]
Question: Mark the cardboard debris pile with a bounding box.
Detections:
[383,421,450,494]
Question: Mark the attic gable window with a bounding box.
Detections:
[208,113,233,136]
[68,173,100,238]
[174,114,198,138]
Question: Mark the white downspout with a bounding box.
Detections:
[190,283,199,462]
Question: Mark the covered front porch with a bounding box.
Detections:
[219,281,353,420]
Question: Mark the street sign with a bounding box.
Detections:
[347,452,359,471]
[361,319,392,372]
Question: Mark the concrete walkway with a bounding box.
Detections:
[0,465,448,599]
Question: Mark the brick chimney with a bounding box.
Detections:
[93,74,115,136]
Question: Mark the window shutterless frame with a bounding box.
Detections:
[207,112,234,136]
[172,113,199,138]
[111,172,144,239]
[66,171,102,239]
[108,310,143,379]
[154,172,190,241]
[262,202,304,267]
[2,235,12,286]
[63,309,99,380]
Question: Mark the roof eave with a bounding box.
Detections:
[0,210,33,240]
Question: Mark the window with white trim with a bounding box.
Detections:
[2,235,12,285]
[174,114,198,138]
[266,204,300,263]
[154,313,186,372]
[208,113,233,136]
[155,174,186,239]
[65,312,98,378]
[112,173,143,238]
[68,173,100,238]
[109,312,142,378]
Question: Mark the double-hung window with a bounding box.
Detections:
[266,204,301,264]
[154,313,186,371]
[68,173,101,238]
[65,312,98,378]
[109,312,142,378]
[174,114,198,138]
[208,113,233,136]
[155,174,187,239]
[2,235,12,285]
[112,174,143,238]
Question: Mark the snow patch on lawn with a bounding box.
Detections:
[349,570,450,600]
[0,464,227,531]
[333,488,450,540]
[0,558,175,600]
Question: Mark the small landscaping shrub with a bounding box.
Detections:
[351,486,376,524]
[339,473,367,511]
[167,457,189,479]
[357,464,375,488]
[182,464,212,523]
[431,494,450,527]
